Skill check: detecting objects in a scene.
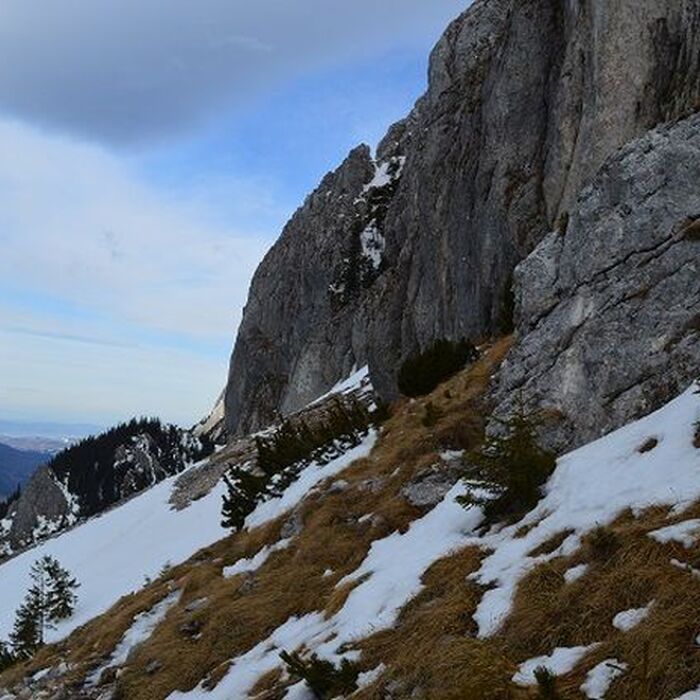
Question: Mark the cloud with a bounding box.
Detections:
[0,119,272,342]
[0,117,284,424]
[0,0,464,144]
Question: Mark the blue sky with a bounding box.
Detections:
[0,1,467,430]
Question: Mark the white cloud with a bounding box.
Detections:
[0,119,276,425]
[0,119,271,339]
[0,0,466,144]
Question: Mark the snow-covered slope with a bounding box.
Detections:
[0,436,377,644]
[165,384,700,699]
[1,371,698,699]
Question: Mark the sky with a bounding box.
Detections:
[0,0,468,431]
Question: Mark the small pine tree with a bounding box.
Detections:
[9,556,79,659]
[459,400,555,520]
[280,649,359,699]
[10,598,43,659]
[45,557,80,620]
[221,468,267,531]
[534,666,561,699]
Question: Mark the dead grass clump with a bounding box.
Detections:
[583,526,621,563]
[527,530,575,558]
[638,437,659,453]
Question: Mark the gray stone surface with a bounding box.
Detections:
[224,0,700,436]
[5,466,69,549]
[492,113,700,452]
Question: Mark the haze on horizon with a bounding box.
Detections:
[0,1,468,430]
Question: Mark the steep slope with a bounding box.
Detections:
[0,443,49,499]
[0,419,210,559]
[225,0,700,435]
[493,112,700,452]
[2,351,699,700]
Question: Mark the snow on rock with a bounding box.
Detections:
[309,365,371,407]
[86,590,181,686]
[580,658,628,699]
[360,222,385,271]
[612,602,653,632]
[470,385,700,637]
[512,645,599,686]
[649,519,700,548]
[223,538,292,578]
[564,563,589,584]
[675,685,700,700]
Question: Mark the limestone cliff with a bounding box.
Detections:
[225,0,700,435]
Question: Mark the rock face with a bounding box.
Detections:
[225,0,700,436]
[492,113,700,452]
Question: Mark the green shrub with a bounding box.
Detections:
[534,666,561,699]
[458,402,556,522]
[222,397,382,532]
[279,650,359,699]
[398,339,478,398]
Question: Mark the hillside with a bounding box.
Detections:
[0,345,698,699]
[1,0,699,698]
[0,443,49,499]
[0,419,211,559]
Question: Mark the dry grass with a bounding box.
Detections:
[0,338,512,699]
[16,337,700,699]
[502,508,700,700]
[352,546,518,700]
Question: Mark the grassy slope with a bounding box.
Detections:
[2,337,700,700]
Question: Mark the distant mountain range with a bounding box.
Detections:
[0,442,51,499]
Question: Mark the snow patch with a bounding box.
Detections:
[223,539,292,578]
[86,589,181,686]
[649,519,700,548]
[564,563,589,584]
[512,645,598,686]
[612,602,653,632]
[580,659,628,699]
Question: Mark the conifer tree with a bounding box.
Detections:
[45,556,80,620]
[10,594,44,658]
[9,556,79,659]
[459,400,555,520]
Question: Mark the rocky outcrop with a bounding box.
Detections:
[225,0,700,436]
[492,113,700,452]
[0,423,209,559]
[172,371,375,510]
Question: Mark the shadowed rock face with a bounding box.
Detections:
[225,0,700,436]
[492,113,700,453]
